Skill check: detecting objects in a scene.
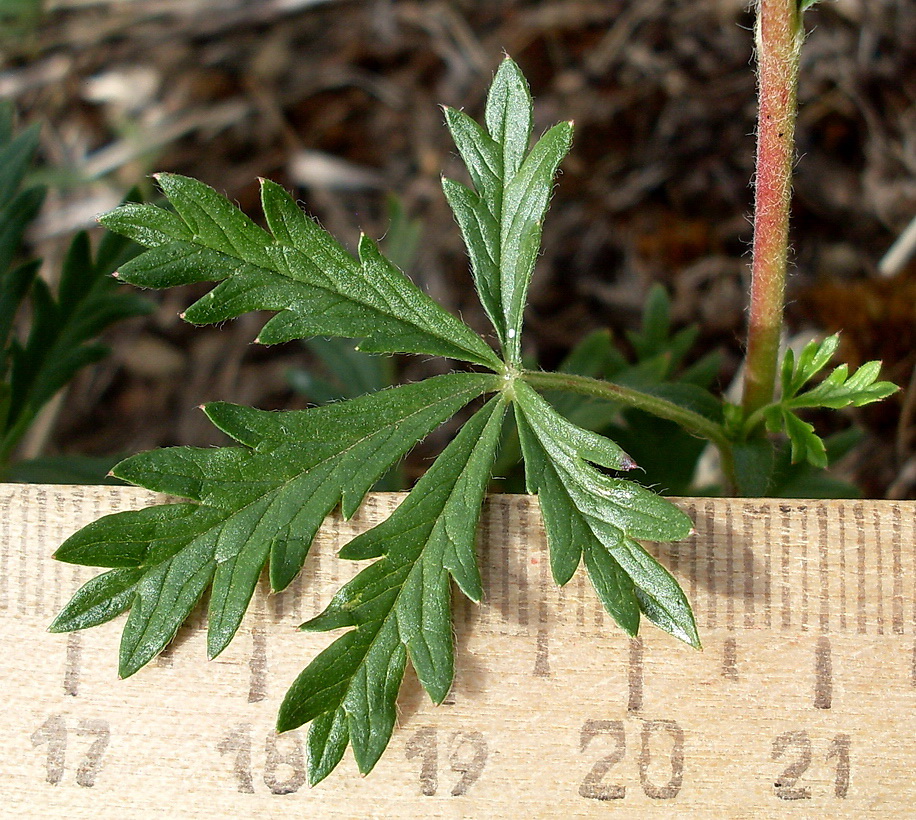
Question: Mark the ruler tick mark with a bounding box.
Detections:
[781,508,791,631]
[893,506,903,634]
[722,637,737,680]
[248,622,267,703]
[34,488,47,616]
[818,505,829,632]
[516,499,529,627]
[533,629,550,677]
[839,505,847,632]
[800,507,809,632]
[627,638,643,713]
[725,505,735,631]
[814,635,832,709]
[912,506,916,633]
[762,506,773,629]
[500,501,510,624]
[875,509,885,635]
[0,492,10,612]
[855,504,866,634]
[156,642,174,668]
[64,632,81,697]
[704,501,716,629]
[743,505,755,629]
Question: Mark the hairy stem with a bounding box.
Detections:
[741,0,805,419]
[521,369,737,488]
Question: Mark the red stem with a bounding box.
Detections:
[742,0,804,418]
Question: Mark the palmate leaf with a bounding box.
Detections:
[52,56,708,787]
[100,176,502,370]
[443,57,573,362]
[277,395,507,784]
[513,381,698,647]
[50,373,498,675]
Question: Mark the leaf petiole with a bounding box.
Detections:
[521,369,737,491]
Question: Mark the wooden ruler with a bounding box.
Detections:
[2,483,916,817]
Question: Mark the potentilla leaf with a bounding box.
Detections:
[52,373,498,676]
[767,335,898,467]
[100,176,502,370]
[49,567,144,633]
[443,57,572,362]
[514,380,698,647]
[277,396,507,783]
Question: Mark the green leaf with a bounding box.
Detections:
[766,335,898,467]
[0,260,39,357]
[626,285,702,376]
[277,396,507,783]
[788,360,897,410]
[486,57,533,179]
[782,334,839,398]
[101,176,502,370]
[443,57,572,362]
[3,229,151,453]
[770,406,827,469]
[300,337,393,402]
[513,381,697,646]
[285,338,404,491]
[0,119,40,208]
[6,454,123,484]
[381,193,423,274]
[52,374,497,676]
[0,113,44,299]
[0,184,44,277]
[732,439,776,497]
[49,568,143,633]
[769,428,863,498]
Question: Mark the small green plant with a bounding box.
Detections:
[0,103,151,482]
[50,1,897,786]
[0,0,41,44]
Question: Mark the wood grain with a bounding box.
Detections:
[2,484,915,817]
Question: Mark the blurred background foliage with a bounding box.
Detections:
[1,0,914,496]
